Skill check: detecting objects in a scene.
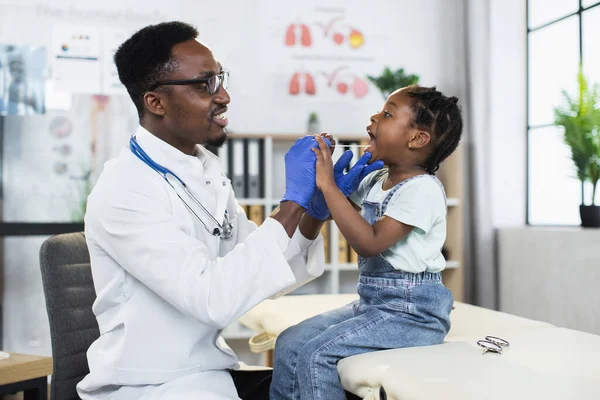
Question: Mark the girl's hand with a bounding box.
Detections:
[317,132,336,154]
[312,136,336,191]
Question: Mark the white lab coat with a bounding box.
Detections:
[77,126,325,400]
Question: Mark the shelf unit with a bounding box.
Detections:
[436,145,465,303]
[221,133,465,340]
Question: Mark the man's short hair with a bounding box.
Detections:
[114,21,199,117]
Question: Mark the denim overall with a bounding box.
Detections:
[354,174,453,324]
[270,174,454,400]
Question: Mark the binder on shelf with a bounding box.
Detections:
[247,138,262,198]
[248,204,264,226]
[337,140,351,172]
[218,142,229,177]
[331,137,345,164]
[337,229,349,263]
[349,141,359,167]
[349,247,358,264]
[231,139,246,197]
[359,138,369,156]
[321,221,331,264]
[338,140,361,171]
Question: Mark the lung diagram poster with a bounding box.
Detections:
[257,0,383,104]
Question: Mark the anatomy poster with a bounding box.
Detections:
[51,24,102,94]
[102,28,129,95]
[51,24,131,95]
[257,0,382,103]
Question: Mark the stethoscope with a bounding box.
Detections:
[129,136,234,240]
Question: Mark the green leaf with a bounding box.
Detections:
[554,65,600,204]
[367,66,420,99]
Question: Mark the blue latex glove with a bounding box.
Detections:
[307,151,384,220]
[282,136,331,209]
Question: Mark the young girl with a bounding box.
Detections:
[270,86,463,400]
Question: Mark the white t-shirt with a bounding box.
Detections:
[349,171,447,273]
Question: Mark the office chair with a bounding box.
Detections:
[39,232,99,400]
[37,232,374,400]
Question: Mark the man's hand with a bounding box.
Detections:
[281,135,331,209]
[306,143,384,221]
[336,151,384,196]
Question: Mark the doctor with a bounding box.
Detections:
[77,21,380,400]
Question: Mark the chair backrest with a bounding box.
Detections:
[39,232,100,400]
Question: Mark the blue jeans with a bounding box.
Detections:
[269,272,453,400]
[270,177,453,400]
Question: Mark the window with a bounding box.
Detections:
[528,0,578,29]
[528,126,581,224]
[527,1,600,225]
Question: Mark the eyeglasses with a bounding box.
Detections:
[145,71,229,95]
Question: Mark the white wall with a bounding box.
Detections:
[489,0,527,228]
[461,0,526,308]
[197,0,468,135]
[498,227,600,335]
[0,0,468,363]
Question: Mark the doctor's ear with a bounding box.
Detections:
[143,92,166,117]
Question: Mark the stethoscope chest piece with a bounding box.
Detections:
[130,136,234,240]
[219,212,234,239]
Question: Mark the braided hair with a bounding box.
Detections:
[404,86,463,174]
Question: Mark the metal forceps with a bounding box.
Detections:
[477,335,510,355]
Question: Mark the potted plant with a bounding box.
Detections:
[554,68,600,227]
[307,112,320,134]
[366,67,419,99]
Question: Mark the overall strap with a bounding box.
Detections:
[361,169,389,198]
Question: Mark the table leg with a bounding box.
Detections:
[0,377,47,400]
[22,377,47,400]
